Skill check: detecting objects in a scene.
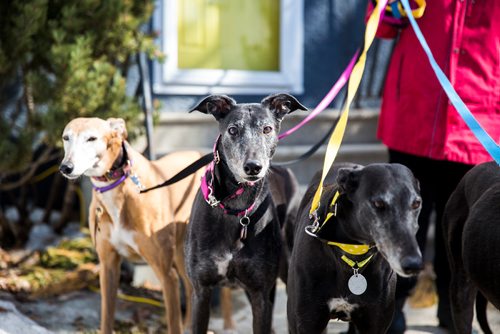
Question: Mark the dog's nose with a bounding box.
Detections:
[244,160,262,176]
[400,256,423,276]
[59,162,74,175]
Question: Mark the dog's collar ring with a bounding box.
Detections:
[306,210,320,235]
[239,213,250,240]
[304,224,320,238]
[239,214,250,227]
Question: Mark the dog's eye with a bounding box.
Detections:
[372,200,386,210]
[411,199,421,210]
[62,135,69,141]
[87,136,97,142]
[228,126,238,136]
[263,126,273,134]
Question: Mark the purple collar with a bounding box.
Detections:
[93,173,129,193]
[92,144,132,193]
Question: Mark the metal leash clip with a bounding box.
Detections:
[206,186,220,207]
[214,150,220,164]
[130,171,145,193]
[305,209,320,237]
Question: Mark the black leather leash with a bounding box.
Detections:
[140,152,214,193]
[140,111,341,193]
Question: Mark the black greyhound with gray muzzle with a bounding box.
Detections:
[287,163,423,334]
[185,93,305,334]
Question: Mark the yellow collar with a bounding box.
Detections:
[306,190,373,256]
[341,254,374,269]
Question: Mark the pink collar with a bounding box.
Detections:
[200,135,260,239]
[201,162,257,217]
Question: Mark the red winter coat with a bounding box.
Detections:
[377,0,500,165]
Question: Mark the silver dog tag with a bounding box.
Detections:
[130,173,145,192]
[348,272,367,295]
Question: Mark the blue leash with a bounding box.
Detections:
[400,0,500,165]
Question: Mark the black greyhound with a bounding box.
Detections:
[185,93,305,334]
[287,163,423,334]
[443,161,500,334]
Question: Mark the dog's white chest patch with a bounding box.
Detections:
[109,223,140,258]
[328,298,358,319]
[102,202,140,258]
[214,252,233,277]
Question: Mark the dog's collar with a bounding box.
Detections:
[93,142,131,182]
[201,134,262,239]
[201,163,260,215]
[91,143,143,193]
[305,190,375,256]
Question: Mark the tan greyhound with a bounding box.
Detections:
[59,117,205,334]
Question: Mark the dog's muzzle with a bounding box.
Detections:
[400,255,423,276]
[59,162,74,176]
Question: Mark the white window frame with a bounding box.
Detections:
[152,0,304,95]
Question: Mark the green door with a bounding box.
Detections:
[178,0,280,71]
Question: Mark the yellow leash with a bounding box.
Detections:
[309,0,387,219]
[305,0,387,260]
[89,285,164,308]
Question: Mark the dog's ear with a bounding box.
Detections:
[261,93,307,121]
[107,118,128,140]
[337,167,362,193]
[189,95,236,120]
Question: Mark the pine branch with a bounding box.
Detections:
[0,148,56,191]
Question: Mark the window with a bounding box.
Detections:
[152,0,304,95]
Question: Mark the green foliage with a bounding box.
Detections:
[0,0,161,175]
[40,236,97,269]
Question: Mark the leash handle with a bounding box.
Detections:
[309,0,389,216]
[140,152,213,193]
[400,0,500,165]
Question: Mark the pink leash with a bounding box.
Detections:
[278,51,359,140]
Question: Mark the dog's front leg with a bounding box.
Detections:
[161,267,183,334]
[191,286,213,334]
[247,288,274,334]
[96,235,122,334]
[221,287,236,331]
[174,243,193,331]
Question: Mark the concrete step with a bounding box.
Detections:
[152,108,380,150]
[273,143,388,185]
[137,108,388,185]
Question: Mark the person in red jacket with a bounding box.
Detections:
[374,0,500,333]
